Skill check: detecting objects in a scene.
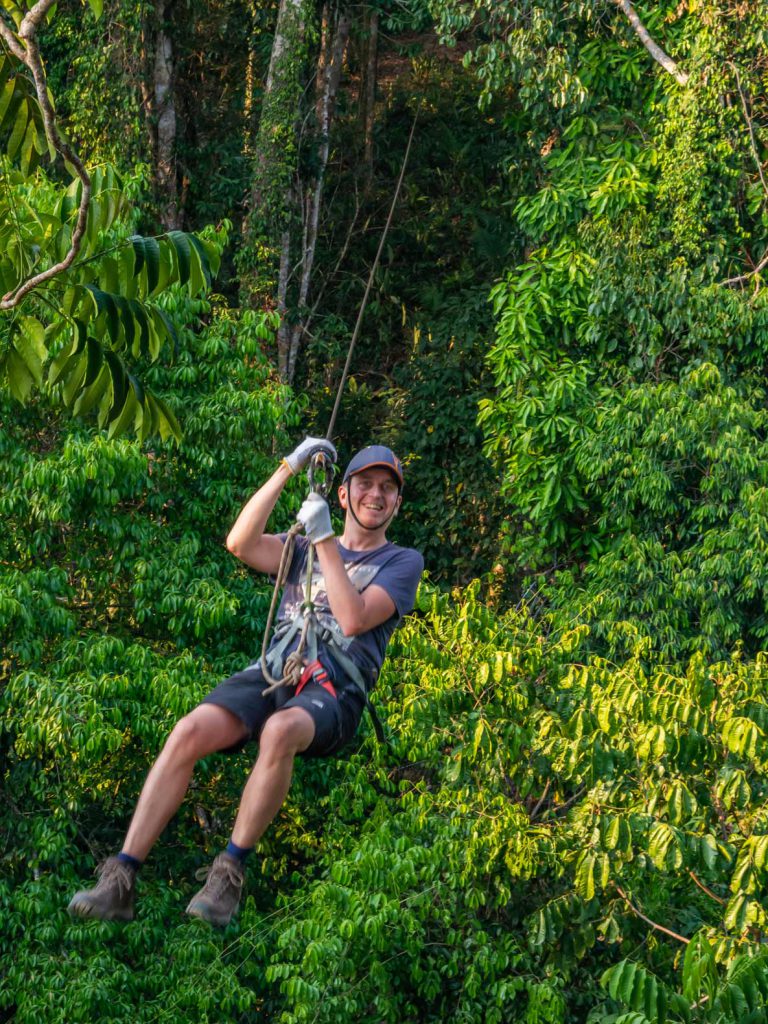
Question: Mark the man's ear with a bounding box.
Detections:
[338,484,348,509]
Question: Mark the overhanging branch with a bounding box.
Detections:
[0,4,91,310]
[614,0,689,87]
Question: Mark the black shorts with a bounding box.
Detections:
[199,661,366,758]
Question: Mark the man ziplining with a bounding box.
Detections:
[68,438,424,927]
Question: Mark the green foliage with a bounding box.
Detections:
[0,49,54,172]
[554,365,768,658]
[596,938,768,1024]
[1,27,229,442]
[13,579,768,1020]
[451,1,768,654]
[384,289,505,584]
[0,153,224,438]
[6,0,768,1020]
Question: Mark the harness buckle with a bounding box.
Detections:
[296,659,337,699]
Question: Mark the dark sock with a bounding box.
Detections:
[116,851,143,872]
[225,840,253,864]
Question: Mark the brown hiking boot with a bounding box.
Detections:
[186,852,244,927]
[67,857,136,922]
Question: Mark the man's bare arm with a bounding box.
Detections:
[313,538,396,635]
[226,463,292,574]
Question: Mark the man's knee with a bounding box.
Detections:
[259,709,314,759]
[163,705,244,762]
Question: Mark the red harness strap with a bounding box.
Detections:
[295,659,337,699]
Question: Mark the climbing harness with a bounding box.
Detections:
[257,103,422,743]
[259,449,336,695]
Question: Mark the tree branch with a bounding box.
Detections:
[529,778,551,820]
[0,8,91,310]
[727,61,768,201]
[614,0,689,87]
[720,247,768,288]
[688,869,727,906]
[614,885,690,944]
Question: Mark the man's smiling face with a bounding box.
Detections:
[340,466,402,530]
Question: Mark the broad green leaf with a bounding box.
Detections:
[103,349,127,420]
[188,233,212,288]
[19,116,37,175]
[13,316,47,384]
[153,306,178,354]
[6,348,34,401]
[62,349,89,404]
[0,78,16,128]
[83,336,103,388]
[151,394,181,443]
[107,386,139,438]
[87,286,121,347]
[6,99,28,161]
[48,321,87,385]
[166,230,192,287]
[72,362,110,416]
[142,236,161,295]
[575,850,595,900]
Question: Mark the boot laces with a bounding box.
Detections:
[96,859,134,898]
[194,856,243,899]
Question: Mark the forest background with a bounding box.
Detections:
[3,0,768,1021]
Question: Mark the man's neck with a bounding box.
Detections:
[338,524,389,552]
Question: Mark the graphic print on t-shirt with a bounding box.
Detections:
[281,560,380,625]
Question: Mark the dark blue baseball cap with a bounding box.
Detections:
[342,445,404,489]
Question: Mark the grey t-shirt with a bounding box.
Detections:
[272,535,424,678]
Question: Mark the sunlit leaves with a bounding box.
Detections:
[0,43,223,444]
[0,51,53,172]
[1,158,224,440]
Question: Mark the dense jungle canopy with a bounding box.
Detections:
[3,0,768,1020]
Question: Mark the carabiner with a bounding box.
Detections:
[307,450,336,497]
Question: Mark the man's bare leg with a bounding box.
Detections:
[69,703,247,921]
[230,706,315,847]
[122,703,248,861]
[185,707,315,926]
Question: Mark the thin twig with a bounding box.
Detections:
[542,785,586,819]
[718,61,768,289]
[728,61,768,200]
[529,778,551,820]
[721,247,768,288]
[688,869,727,906]
[615,884,690,944]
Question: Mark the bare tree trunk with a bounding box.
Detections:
[243,1,259,158]
[276,228,292,378]
[138,1,180,230]
[361,8,378,177]
[241,0,312,322]
[286,9,350,380]
[154,3,179,230]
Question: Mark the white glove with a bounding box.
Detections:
[283,436,337,475]
[297,493,335,544]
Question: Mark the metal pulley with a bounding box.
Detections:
[307,449,336,497]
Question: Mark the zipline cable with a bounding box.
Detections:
[260,101,422,690]
[325,100,421,441]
